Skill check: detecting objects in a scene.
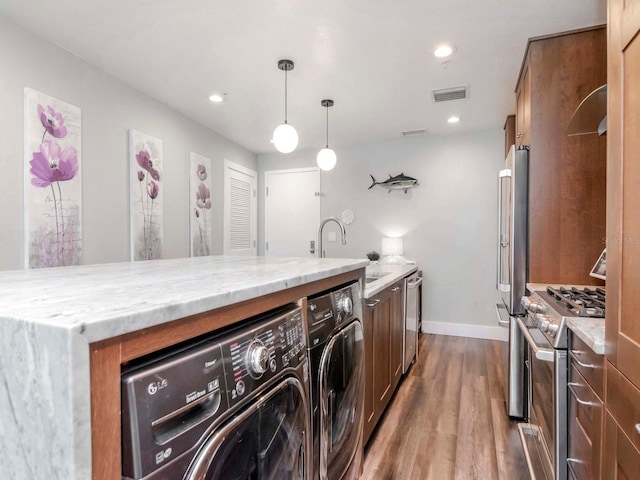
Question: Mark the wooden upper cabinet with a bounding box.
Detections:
[520,26,607,285]
[504,115,516,157]
[515,58,531,147]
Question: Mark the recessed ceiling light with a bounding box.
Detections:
[448,116,460,124]
[209,94,224,103]
[434,44,454,58]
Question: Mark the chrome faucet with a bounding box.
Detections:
[317,217,347,258]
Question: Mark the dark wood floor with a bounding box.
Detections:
[361,334,530,480]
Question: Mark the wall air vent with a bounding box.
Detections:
[402,129,427,137]
[431,85,469,103]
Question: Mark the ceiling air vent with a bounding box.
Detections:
[431,85,469,103]
[402,129,427,137]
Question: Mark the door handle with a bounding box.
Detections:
[366,299,380,308]
[517,317,555,363]
[570,351,596,369]
[568,382,597,407]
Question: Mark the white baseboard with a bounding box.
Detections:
[422,320,508,342]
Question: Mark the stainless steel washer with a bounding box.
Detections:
[307,281,365,480]
[121,305,310,480]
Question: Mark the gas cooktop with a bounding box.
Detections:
[544,286,605,318]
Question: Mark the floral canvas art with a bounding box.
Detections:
[24,88,82,268]
[189,153,213,256]
[129,129,163,261]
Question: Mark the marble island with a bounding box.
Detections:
[0,255,367,479]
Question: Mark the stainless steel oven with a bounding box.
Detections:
[517,315,567,480]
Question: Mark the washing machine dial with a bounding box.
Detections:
[246,341,270,377]
[338,295,353,316]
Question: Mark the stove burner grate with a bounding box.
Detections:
[546,286,605,318]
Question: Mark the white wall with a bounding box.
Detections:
[0,17,257,271]
[259,130,506,338]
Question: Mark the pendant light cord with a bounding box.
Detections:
[284,69,288,124]
[325,104,329,147]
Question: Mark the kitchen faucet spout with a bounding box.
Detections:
[317,217,347,258]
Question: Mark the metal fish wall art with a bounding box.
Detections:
[368,173,419,194]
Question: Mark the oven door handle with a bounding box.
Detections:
[517,317,555,363]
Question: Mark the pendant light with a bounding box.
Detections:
[272,59,298,153]
[316,99,337,171]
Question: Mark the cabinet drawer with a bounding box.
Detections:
[568,364,603,479]
[569,332,604,399]
[606,362,640,454]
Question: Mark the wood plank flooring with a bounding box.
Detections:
[361,334,530,480]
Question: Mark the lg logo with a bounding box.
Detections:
[147,378,168,395]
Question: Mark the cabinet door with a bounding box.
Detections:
[363,299,375,444]
[606,0,640,386]
[390,281,404,389]
[373,288,392,415]
[603,411,640,480]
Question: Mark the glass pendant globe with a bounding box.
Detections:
[316,148,337,171]
[272,123,299,153]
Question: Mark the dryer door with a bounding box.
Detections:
[185,377,309,480]
[319,320,365,480]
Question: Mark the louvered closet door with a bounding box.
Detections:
[223,160,257,256]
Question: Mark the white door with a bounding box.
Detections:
[264,168,320,257]
[223,160,257,256]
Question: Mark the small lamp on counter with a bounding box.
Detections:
[381,237,407,265]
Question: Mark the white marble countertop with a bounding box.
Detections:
[0,255,368,342]
[0,255,368,479]
[364,263,418,298]
[567,318,605,355]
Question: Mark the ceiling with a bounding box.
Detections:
[0,0,606,155]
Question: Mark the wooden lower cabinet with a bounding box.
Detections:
[363,280,405,444]
[568,333,605,480]
[603,410,640,480]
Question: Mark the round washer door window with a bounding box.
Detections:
[185,378,309,480]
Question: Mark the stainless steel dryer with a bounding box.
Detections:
[121,305,310,480]
[307,281,365,480]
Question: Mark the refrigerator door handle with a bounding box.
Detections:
[497,168,512,292]
[495,303,510,328]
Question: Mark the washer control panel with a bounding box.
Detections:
[222,307,306,407]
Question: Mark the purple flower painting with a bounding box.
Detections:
[189,153,213,256]
[25,88,82,268]
[130,129,163,261]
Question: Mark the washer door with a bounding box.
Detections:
[184,377,309,480]
[319,320,365,480]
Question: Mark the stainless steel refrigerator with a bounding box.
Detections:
[495,145,528,419]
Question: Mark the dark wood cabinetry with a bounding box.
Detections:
[363,280,405,445]
[515,26,607,285]
[568,332,604,480]
[604,0,640,476]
